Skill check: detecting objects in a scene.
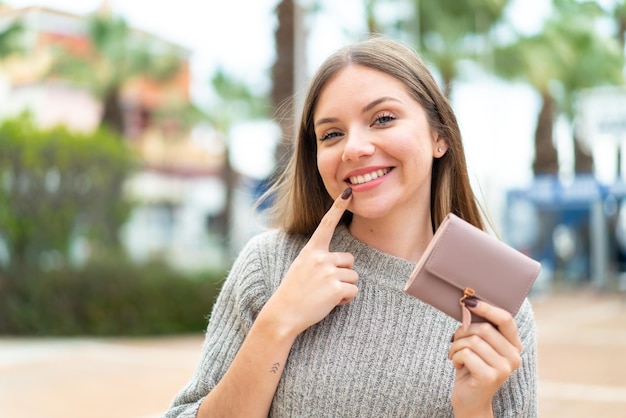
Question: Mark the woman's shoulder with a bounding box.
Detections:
[219,229,311,304]
[243,228,309,254]
[234,228,310,272]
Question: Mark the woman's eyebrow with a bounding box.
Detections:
[314,96,401,128]
[362,96,401,114]
[314,117,338,128]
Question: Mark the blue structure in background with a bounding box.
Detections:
[505,175,626,289]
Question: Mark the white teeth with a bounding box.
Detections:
[349,168,390,185]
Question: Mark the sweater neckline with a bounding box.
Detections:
[331,224,417,290]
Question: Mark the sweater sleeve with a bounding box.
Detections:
[161,234,274,418]
[492,298,538,417]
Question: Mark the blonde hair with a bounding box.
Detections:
[262,36,485,235]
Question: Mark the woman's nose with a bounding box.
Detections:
[341,130,375,161]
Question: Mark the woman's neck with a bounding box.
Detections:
[347,212,434,263]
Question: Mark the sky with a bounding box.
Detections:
[5,0,368,103]
[4,0,621,220]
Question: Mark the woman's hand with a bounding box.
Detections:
[448,299,523,418]
[259,188,358,339]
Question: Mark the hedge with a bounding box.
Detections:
[0,260,226,336]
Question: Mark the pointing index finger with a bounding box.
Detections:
[308,187,352,249]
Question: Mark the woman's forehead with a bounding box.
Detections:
[314,66,411,112]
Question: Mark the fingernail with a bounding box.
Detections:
[463,297,478,308]
[341,187,352,200]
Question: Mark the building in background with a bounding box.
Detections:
[0,3,229,271]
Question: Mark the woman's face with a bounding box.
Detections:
[313,64,445,224]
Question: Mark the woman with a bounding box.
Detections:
[163,36,537,418]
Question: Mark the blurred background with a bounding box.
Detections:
[0,1,625,417]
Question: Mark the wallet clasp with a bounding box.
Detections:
[459,287,476,330]
[459,287,475,305]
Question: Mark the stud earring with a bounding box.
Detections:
[438,147,443,153]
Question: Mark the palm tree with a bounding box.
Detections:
[492,0,624,175]
[607,1,626,176]
[559,2,624,173]
[493,29,562,175]
[401,0,512,98]
[271,0,296,175]
[47,12,182,136]
[363,0,386,34]
[206,68,270,251]
[613,1,626,47]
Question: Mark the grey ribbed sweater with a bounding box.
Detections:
[163,225,537,417]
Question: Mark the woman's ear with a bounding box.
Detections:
[433,137,448,158]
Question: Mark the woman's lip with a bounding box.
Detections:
[345,172,388,191]
[344,167,393,188]
[343,166,392,180]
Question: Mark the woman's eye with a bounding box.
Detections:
[373,113,396,126]
[319,131,342,141]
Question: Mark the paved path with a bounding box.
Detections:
[0,336,201,418]
[532,290,626,418]
[1,290,625,418]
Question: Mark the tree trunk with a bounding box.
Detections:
[573,132,594,174]
[533,93,559,175]
[271,0,295,176]
[365,0,380,34]
[101,89,125,136]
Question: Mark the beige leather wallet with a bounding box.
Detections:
[404,213,541,323]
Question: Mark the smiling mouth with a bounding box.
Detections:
[347,168,391,185]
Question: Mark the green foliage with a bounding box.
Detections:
[492,0,624,114]
[49,14,181,96]
[374,0,513,96]
[47,13,183,134]
[0,260,225,335]
[0,116,225,336]
[208,67,271,132]
[418,0,508,36]
[0,18,23,59]
[153,100,209,132]
[0,115,135,272]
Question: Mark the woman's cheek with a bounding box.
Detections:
[317,149,341,194]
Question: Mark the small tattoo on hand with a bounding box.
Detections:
[270,363,280,374]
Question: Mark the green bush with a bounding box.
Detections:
[0,114,135,272]
[0,260,226,336]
